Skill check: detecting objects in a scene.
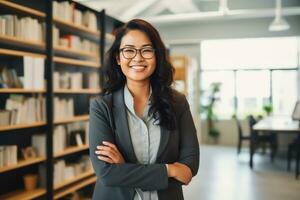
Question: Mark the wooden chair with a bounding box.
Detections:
[235,118,251,154]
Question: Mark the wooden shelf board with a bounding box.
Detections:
[0,188,46,200]
[0,48,46,58]
[54,56,100,68]
[54,88,101,94]
[54,176,96,199]
[0,35,45,48]
[105,33,115,42]
[54,170,95,190]
[54,145,89,158]
[54,115,89,124]
[0,121,47,132]
[0,88,46,93]
[0,0,46,18]
[54,46,99,58]
[0,157,46,173]
[53,18,100,37]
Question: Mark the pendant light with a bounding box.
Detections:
[269,0,290,31]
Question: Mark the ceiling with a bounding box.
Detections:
[75,0,300,24]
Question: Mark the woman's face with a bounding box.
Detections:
[117,30,156,84]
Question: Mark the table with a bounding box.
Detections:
[250,117,300,168]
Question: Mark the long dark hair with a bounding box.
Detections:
[102,19,176,130]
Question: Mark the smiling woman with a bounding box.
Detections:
[89,19,200,200]
[117,29,157,86]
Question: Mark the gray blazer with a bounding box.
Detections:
[89,88,199,200]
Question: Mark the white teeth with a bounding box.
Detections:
[130,65,146,70]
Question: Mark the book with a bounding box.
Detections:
[0,110,10,126]
[31,134,46,157]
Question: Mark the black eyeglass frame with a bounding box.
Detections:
[119,47,156,59]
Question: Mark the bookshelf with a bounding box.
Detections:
[54,175,96,199]
[0,1,48,199]
[171,55,189,94]
[0,1,123,199]
[0,156,46,173]
[54,170,94,190]
[54,144,89,158]
[0,0,46,18]
[0,88,46,93]
[54,88,101,94]
[0,188,47,200]
[0,121,47,132]
[54,45,99,58]
[54,56,100,68]
[53,18,100,37]
[0,35,45,48]
[54,114,89,124]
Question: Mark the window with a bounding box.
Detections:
[200,37,299,119]
[236,70,270,117]
[201,71,235,119]
[272,70,298,116]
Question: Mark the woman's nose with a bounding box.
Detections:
[132,50,144,61]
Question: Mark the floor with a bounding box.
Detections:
[183,145,300,200]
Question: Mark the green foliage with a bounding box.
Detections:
[208,127,220,138]
[263,103,273,116]
[201,82,221,139]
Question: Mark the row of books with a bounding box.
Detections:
[0,95,46,126]
[0,145,17,168]
[0,66,22,88]
[53,26,99,54]
[0,56,45,90]
[0,15,44,42]
[53,1,98,31]
[54,97,74,121]
[31,122,88,156]
[54,71,100,90]
[53,155,93,186]
[53,122,89,154]
[38,155,93,188]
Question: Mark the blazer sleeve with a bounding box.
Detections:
[167,96,200,188]
[177,96,200,176]
[166,96,200,188]
[89,98,169,191]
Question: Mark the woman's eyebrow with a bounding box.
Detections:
[123,44,153,47]
[142,44,153,47]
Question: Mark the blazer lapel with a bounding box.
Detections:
[156,126,170,161]
[112,88,138,163]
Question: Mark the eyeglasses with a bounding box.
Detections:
[119,47,155,59]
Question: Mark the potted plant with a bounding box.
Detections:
[201,82,221,143]
[263,103,273,116]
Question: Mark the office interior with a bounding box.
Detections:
[0,0,300,200]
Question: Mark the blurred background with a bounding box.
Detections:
[76,0,300,199]
[0,0,299,199]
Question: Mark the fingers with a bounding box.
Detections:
[95,147,118,162]
[96,146,118,157]
[102,141,118,151]
[95,141,125,164]
[97,155,114,164]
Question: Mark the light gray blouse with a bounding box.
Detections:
[124,85,160,200]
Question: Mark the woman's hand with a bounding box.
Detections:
[167,162,192,185]
[95,141,125,164]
